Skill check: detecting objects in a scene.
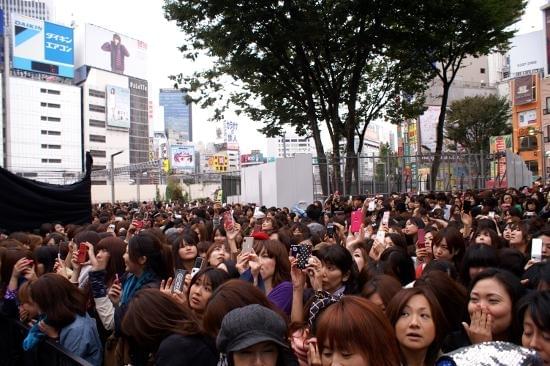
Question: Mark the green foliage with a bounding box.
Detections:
[375,143,398,181]
[445,95,511,154]
[155,186,162,203]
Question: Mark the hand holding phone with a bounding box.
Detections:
[417,228,426,249]
[242,237,254,253]
[77,243,88,263]
[172,269,187,293]
[191,257,205,278]
[351,211,364,233]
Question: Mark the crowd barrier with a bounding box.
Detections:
[0,313,93,366]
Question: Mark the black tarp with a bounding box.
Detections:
[0,152,93,233]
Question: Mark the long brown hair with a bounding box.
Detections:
[316,296,400,366]
[95,237,126,286]
[122,288,201,350]
[253,240,291,288]
[29,273,87,329]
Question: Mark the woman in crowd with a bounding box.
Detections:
[315,296,401,366]
[122,288,218,365]
[459,244,498,287]
[237,239,293,315]
[187,267,230,320]
[464,268,525,345]
[170,230,200,272]
[431,227,465,273]
[387,287,448,366]
[361,274,402,313]
[27,274,102,366]
[217,304,297,366]
[518,290,550,364]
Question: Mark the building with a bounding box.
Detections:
[159,88,192,143]
[0,0,54,20]
[266,131,313,159]
[7,75,81,183]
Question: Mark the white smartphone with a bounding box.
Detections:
[532,238,543,262]
[242,237,254,253]
[191,257,205,278]
[376,230,385,243]
[381,211,390,226]
[488,211,495,219]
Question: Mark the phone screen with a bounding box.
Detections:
[172,269,187,293]
[532,238,543,261]
[242,237,254,253]
[351,211,364,233]
[77,243,88,263]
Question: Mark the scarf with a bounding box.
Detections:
[120,271,155,306]
[22,315,47,351]
[308,290,343,328]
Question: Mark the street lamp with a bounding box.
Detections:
[111,150,124,203]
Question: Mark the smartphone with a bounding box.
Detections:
[326,223,335,237]
[172,269,187,293]
[77,243,88,263]
[381,211,390,226]
[223,211,234,231]
[376,230,385,243]
[114,273,120,285]
[532,238,543,262]
[290,243,300,258]
[242,236,254,253]
[351,210,364,233]
[488,211,495,219]
[368,201,376,211]
[462,200,471,214]
[191,257,205,278]
[296,244,313,270]
[417,229,426,249]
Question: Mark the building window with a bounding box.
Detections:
[40,88,60,95]
[90,134,106,143]
[519,136,538,151]
[92,180,108,185]
[41,144,61,149]
[89,89,106,98]
[41,158,62,163]
[40,130,61,136]
[92,165,107,170]
[89,104,106,113]
[525,160,539,175]
[480,68,486,74]
[89,119,106,128]
[89,150,107,158]
[41,116,60,122]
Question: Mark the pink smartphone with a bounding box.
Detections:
[351,210,364,233]
[417,229,426,249]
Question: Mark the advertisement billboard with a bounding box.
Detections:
[105,85,130,129]
[419,106,440,153]
[518,109,537,127]
[514,75,536,105]
[224,120,239,150]
[209,153,229,172]
[83,24,147,80]
[12,14,74,78]
[509,30,545,76]
[170,145,194,170]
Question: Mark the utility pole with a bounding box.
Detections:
[110,150,124,203]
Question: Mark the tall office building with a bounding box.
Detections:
[159,88,192,143]
[0,0,54,20]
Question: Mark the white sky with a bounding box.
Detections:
[55,0,546,155]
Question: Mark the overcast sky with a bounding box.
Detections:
[56,0,546,154]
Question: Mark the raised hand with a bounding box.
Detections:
[463,305,493,344]
[108,282,122,306]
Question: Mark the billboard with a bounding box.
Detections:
[105,85,130,129]
[490,134,513,179]
[83,24,147,80]
[170,145,194,170]
[419,106,440,153]
[12,14,74,78]
[509,30,545,76]
[518,109,537,127]
[224,120,239,150]
[209,153,229,172]
[514,75,536,105]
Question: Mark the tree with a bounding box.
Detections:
[445,95,511,155]
[164,0,428,195]
[401,0,525,189]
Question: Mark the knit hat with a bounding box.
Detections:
[217,304,289,354]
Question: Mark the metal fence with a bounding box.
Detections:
[312,152,501,199]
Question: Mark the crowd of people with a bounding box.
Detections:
[1,185,550,365]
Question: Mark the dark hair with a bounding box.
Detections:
[95,237,127,286]
[386,287,448,366]
[187,267,230,309]
[468,268,526,344]
[407,217,426,229]
[361,274,402,311]
[306,204,322,221]
[471,228,503,249]
[517,290,550,335]
[122,288,202,351]
[74,230,101,246]
[202,279,284,337]
[29,273,87,329]
[386,233,408,252]
[128,231,174,280]
[33,245,58,275]
[0,247,32,293]
[313,244,358,294]
[253,240,291,288]
[432,227,465,270]
[170,229,199,270]
[317,296,400,366]
[378,246,415,286]
[423,260,459,281]
[497,247,527,279]
[460,244,498,287]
